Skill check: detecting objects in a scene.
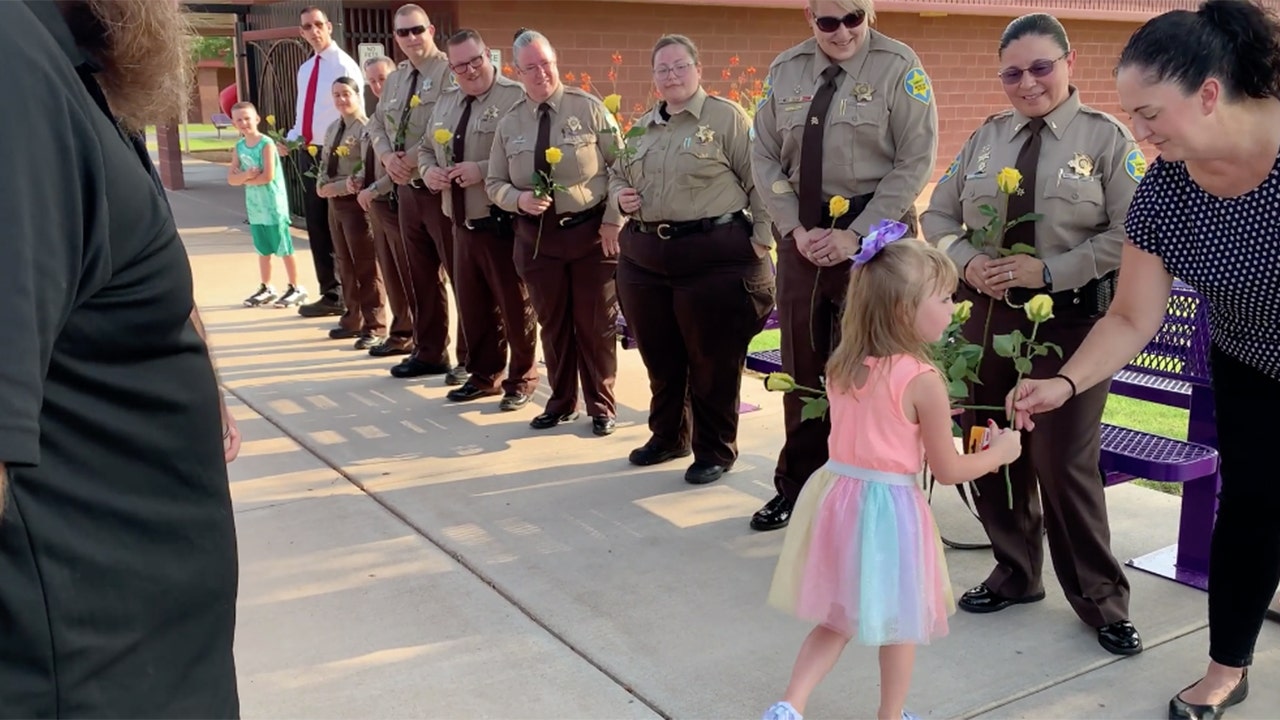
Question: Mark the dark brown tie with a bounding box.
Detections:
[1003,117,1045,249]
[361,141,376,188]
[451,95,475,228]
[534,102,553,212]
[394,68,420,152]
[325,118,346,178]
[798,64,843,230]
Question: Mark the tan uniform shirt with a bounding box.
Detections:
[318,115,366,197]
[486,84,626,227]
[364,52,453,184]
[921,89,1142,292]
[608,87,772,248]
[419,74,525,221]
[751,32,938,239]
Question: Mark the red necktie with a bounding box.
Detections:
[301,56,322,144]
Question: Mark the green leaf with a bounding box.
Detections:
[948,357,968,381]
[992,333,1018,358]
[1045,342,1064,358]
[946,378,969,399]
[959,343,983,360]
[1032,344,1049,357]
[800,397,829,421]
[1014,357,1032,375]
[1006,242,1038,256]
[979,204,999,218]
[952,419,963,437]
[624,126,646,139]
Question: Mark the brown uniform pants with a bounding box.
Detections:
[454,218,538,395]
[617,221,773,466]
[513,211,617,418]
[397,185,466,366]
[959,286,1130,628]
[368,198,415,348]
[329,196,386,335]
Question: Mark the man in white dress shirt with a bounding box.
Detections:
[283,6,363,318]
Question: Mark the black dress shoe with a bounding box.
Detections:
[591,415,616,436]
[750,494,793,531]
[1169,670,1248,720]
[298,296,345,317]
[369,341,411,357]
[685,461,728,484]
[447,382,501,402]
[957,583,1047,614]
[390,358,451,378]
[328,327,360,340]
[530,411,580,429]
[499,392,531,412]
[1097,619,1143,656]
[628,443,691,466]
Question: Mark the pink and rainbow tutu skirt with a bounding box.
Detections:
[767,460,955,645]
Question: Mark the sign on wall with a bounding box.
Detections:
[358,42,386,66]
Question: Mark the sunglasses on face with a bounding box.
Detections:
[998,53,1068,85]
[395,25,428,38]
[450,55,486,74]
[814,11,866,33]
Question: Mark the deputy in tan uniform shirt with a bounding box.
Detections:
[486,29,625,437]
[364,4,465,383]
[920,13,1143,657]
[353,55,415,358]
[316,78,387,348]
[748,0,938,532]
[609,34,774,485]
[419,29,537,411]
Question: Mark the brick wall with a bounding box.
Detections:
[457,1,1150,181]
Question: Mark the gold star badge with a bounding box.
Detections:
[852,82,873,102]
[695,125,715,144]
[1068,152,1095,178]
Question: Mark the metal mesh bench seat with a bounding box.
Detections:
[1110,369,1193,409]
[745,348,783,374]
[1099,423,1218,484]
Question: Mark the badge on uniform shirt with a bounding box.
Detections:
[852,82,874,102]
[695,125,715,144]
[1068,152,1095,178]
[482,105,500,121]
[421,77,433,93]
[939,155,960,184]
[1125,148,1148,183]
[976,145,992,174]
[903,68,932,105]
[513,135,526,144]
[565,116,582,134]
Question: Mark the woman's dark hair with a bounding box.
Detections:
[999,13,1070,55]
[1118,0,1280,100]
[332,76,359,91]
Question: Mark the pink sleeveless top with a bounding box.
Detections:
[826,354,938,475]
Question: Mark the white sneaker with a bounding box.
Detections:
[762,701,802,720]
[275,284,309,308]
[244,283,278,307]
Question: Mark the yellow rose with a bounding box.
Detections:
[603,93,622,114]
[334,145,349,157]
[433,128,453,146]
[409,94,422,108]
[952,299,973,324]
[764,372,797,392]
[544,147,564,165]
[828,195,850,220]
[996,167,1023,195]
[1025,294,1055,323]
[307,145,319,157]
[265,114,276,127]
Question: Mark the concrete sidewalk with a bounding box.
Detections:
[170,157,1277,719]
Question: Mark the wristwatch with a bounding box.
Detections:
[1042,265,1053,289]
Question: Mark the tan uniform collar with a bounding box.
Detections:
[409,49,445,74]
[1009,86,1083,142]
[653,86,708,125]
[527,83,565,117]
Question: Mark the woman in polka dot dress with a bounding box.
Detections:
[1011,3,1280,719]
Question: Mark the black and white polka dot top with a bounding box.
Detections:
[1125,152,1280,381]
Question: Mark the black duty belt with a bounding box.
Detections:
[463,207,515,233]
[552,202,605,229]
[1006,271,1117,317]
[633,211,747,240]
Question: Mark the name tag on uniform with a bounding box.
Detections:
[780,95,813,104]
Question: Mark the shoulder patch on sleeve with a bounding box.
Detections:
[903,67,933,105]
[939,155,960,183]
[1125,147,1147,183]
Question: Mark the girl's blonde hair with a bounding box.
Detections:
[825,239,956,392]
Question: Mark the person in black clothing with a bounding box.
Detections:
[0,1,240,716]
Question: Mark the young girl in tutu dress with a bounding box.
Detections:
[762,223,1023,720]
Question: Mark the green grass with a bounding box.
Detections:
[143,124,239,153]
[744,328,1189,496]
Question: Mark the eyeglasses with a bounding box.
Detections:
[997,53,1068,85]
[395,25,428,38]
[653,62,695,79]
[814,11,866,33]
[519,60,555,76]
[450,55,486,74]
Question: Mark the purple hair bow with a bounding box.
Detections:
[850,219,909,267]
